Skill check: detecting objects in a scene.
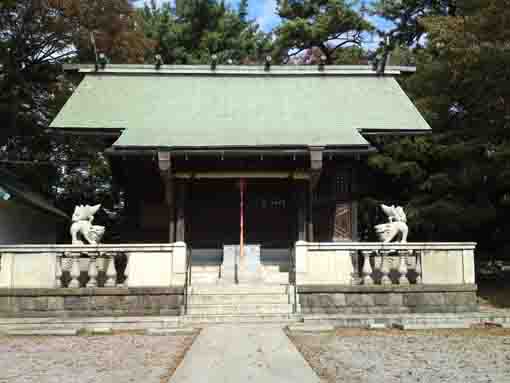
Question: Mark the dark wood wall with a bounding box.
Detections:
[110,154,361,245]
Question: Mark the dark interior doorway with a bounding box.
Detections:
[188,178,295,266]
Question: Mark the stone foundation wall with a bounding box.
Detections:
[298,285,478,314]
[0,288,184,317]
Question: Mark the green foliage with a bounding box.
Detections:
[0,0,147,219]
[365,0,510,257]
[73,0,153,64]
[138,0,272,64]
[274,0,374,63]
[370,0,456,47]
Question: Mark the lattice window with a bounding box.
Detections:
[270,199,286,209]
[334,170,352,195]
[251,198,286,209]
[333,203,353,241]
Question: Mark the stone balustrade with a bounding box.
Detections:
[295,241,476,286]
[56,252,125,288]
[0,243,187,289]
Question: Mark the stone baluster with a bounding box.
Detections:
[69,256,81,288]
[415,251,423,284]
[55,254,63,287]
[96,253,106,287]
[380,251,392,285]
[350,251,361,285]
[86,255,98,288]
[361,251,374,285]
[122,254,130,287]
[105,254,117,287]
[398,250,410,285]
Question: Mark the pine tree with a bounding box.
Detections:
[238,0,249,23]
[365,0,510,258]
[138,0,271,64]
[274,0,374,64]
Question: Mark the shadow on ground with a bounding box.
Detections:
[477,274,510,308]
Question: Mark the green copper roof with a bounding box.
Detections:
[50,65,431,149]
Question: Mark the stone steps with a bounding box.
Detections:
[181,313,302,325]
[186,303,294,315]
[188,294,290,305]
[185,284,295,317]
[189,284,289,295]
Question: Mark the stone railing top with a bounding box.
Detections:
[297,241,477,251]
[0,242,186,253]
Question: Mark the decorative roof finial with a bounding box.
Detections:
[211,54,218,70]
[265,56,272,71]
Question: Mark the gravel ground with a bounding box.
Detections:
[0,332,196,383]
[289,328,510,383]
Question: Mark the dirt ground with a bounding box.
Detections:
[289,327,510,383]
[0,331,197,383]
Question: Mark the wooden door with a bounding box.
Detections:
[313,168,357,241]
[245,179,295,249]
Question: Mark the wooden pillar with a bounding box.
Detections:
[176,180,186,242]
[168,180,176,243]
[308,147,324,242]
[307,180,314,241]
[239,178,246,258]
[158,152,175,243]
[296,181,307,242]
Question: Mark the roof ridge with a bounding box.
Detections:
[63,64,415,76]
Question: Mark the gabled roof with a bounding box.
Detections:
[0,169,68,220]
[50,65,431,150]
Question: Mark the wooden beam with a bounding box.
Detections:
[174,171,310,179]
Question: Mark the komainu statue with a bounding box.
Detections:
[374,204,409,243]
[70,204,105,245]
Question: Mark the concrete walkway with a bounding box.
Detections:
[170,325,321,383]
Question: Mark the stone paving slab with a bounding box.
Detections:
[146,328,196,336]
[170,325,321,383]
[392,322,470,330]
[5,329,78,336]
[1,310,510,332]
[287,324,335,333]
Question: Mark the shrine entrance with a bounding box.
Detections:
[188,178,296,269]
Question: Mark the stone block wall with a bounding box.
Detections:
[0,288,184,317]
[298,285,479,314]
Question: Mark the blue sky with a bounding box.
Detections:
[137,1,392,38]
[137,0,281,31]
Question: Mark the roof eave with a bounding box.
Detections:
[105,145,377,157]
[360,129,432,136]
[48,127,124,137]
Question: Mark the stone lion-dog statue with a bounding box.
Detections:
[374,204,409,243]
[70,204,105,245]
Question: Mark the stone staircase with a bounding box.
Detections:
[183,284,299,323]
